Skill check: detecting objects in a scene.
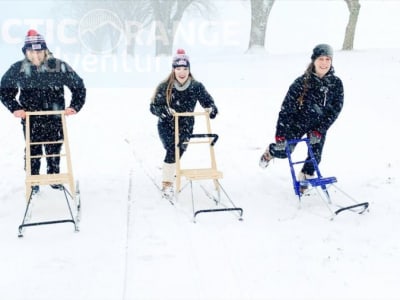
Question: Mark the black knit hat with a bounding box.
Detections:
[172,48,190,68]
[311,44,333,61]
[22,29,48,54]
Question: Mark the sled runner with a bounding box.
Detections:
[18,111,80,237]
[285,138,369,220]
[174,111,243,222]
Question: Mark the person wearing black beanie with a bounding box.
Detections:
[259,43,344,193]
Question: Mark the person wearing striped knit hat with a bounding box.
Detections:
[150,49,219,200]
[0,29,86,195]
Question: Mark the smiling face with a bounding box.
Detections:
[174,67,190,84]
[313,56,332,78]
[26,49,46,66]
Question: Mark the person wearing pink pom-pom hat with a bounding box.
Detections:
[150,48,219,199]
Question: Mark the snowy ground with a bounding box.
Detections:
[1,1,400,299]
[1,47,399,300]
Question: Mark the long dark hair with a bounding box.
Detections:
[297,62,314,106]
[151,69,194,107]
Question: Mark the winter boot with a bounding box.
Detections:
[161,163,175,199]
[50,184,63,190]
[259,149,273,169]
[161,181,174,199]
[297,171,315,194]
[31,185,40,195]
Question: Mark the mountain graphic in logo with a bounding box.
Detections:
[79,9,124,54]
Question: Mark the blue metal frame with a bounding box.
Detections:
[285,138,337,198]
[285,138,369,216]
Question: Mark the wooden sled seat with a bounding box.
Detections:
[180,168,223,181]
[26,173,73,186]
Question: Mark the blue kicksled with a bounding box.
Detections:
[285,138,369,219]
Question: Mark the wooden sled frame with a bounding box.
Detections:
[18,110,80,237]
[174,111,243,222]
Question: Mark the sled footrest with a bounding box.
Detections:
[180,168,223,181]
[26,173,72,186]
[307,176,337,187]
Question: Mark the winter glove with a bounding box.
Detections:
[205,106,218,119]
[309,130,322,145]
[168,107,176,116]
[274,136,287,151]
[160,106,175,120]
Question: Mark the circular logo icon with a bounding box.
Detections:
[78,9,124,54]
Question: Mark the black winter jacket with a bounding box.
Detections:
[150,79,216,118]
[276,67,343,137]
[0,57,86,114]
[150,79,217,162]
[150,79,217,137]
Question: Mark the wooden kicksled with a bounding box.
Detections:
[18,111,81,237]
[174,111,243,222]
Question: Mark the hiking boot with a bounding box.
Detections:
[297,171,315,181]
[161,181,174,199]
[259,149,273,169]
[297,172,315,194]
[31,185,40,195]
[50,184,63,190]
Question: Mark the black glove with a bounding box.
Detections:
[160,106,175,120]
[206,106,218,119]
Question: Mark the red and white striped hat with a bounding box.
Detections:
[22,29,48,54]
[172,49,190,69]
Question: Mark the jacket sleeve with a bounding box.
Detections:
[150,84,171,118]
[60,61,86,112]
[316,77,344,134]
[193,81,218,115]
[0,63,24,113]
[275,77,304,137]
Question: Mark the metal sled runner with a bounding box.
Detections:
[18,111,81,237]
[285,138,369,219]
[174,111,243,222]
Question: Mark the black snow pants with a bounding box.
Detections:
[157,116,194,164]
[22,115,63,175]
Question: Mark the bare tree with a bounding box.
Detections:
[342,0,361,50]
[248,0,275,51]
[149,0,213,56]
[119,1,153,56]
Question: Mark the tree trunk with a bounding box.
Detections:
[153,0,192,56]
[248,0,275,50]
[342,0,361,50]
